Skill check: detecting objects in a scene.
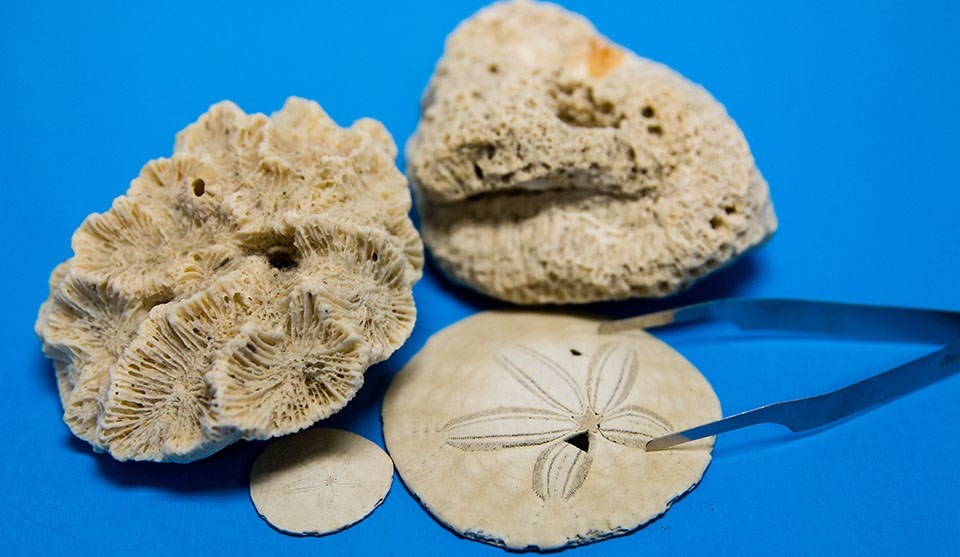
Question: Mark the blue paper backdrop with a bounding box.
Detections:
[3,1,959,555]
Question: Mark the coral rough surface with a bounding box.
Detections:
[407,0,777,304]
[36,98,422,462]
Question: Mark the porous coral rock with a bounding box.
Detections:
[407,0,777,304]
[36,98,422,462]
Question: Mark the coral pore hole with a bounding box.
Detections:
[267,249,298,271]
[192,178,206,197]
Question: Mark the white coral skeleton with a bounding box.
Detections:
[36,98,422,462]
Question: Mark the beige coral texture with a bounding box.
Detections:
[407,0,777,304]
[35,98,422,462]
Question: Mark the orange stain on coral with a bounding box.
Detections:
[586,38,624,78]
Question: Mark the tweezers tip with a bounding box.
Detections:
[599,310,678,334]
[644,435,679,452]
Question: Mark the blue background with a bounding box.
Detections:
[3,1,959,554]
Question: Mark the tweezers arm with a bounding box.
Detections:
[601,299,960,345]
[645,405,787,451]
[646,342,960,451]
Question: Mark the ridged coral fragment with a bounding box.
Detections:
[36,98,422,462]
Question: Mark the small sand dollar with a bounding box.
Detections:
[382,311,721,550]
[250,428,393,536]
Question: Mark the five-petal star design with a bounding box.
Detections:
[441,342,673,501]
[282,459,363,509]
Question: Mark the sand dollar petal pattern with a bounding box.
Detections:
[383,311,721,550]
[441,407,578,450]
[597,405,673,448]
[494,345,586,415]
[250,428,393,536]
[587,342,639,415]
[532,438,593,501]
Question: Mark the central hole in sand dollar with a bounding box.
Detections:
[564,431,590,453]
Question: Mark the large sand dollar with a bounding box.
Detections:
[382,311,720,549]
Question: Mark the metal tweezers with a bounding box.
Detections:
[598,299,960,451]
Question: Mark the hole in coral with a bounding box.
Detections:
[710,216,724,229]
[192,178,205,197]
[570,349,582,356]
[372,252,379,262]
[557,104,623,129]
[724,205,737,215]
[553,82,622,128]
[565,431,590,453]
[245,234,301,272]
[146,295,173,310]
[647,125,663,136]
[473,162,484,180]
[267,250,297,271]
[642,105,656,118]
[488,63,499,74]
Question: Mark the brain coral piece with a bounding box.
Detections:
[407,0,777,304]
[36,98,422,462]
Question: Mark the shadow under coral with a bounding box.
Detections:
[44,250,766,494]
[583,251,766,321]
[424,245,766,321]
[52,352,405,494]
